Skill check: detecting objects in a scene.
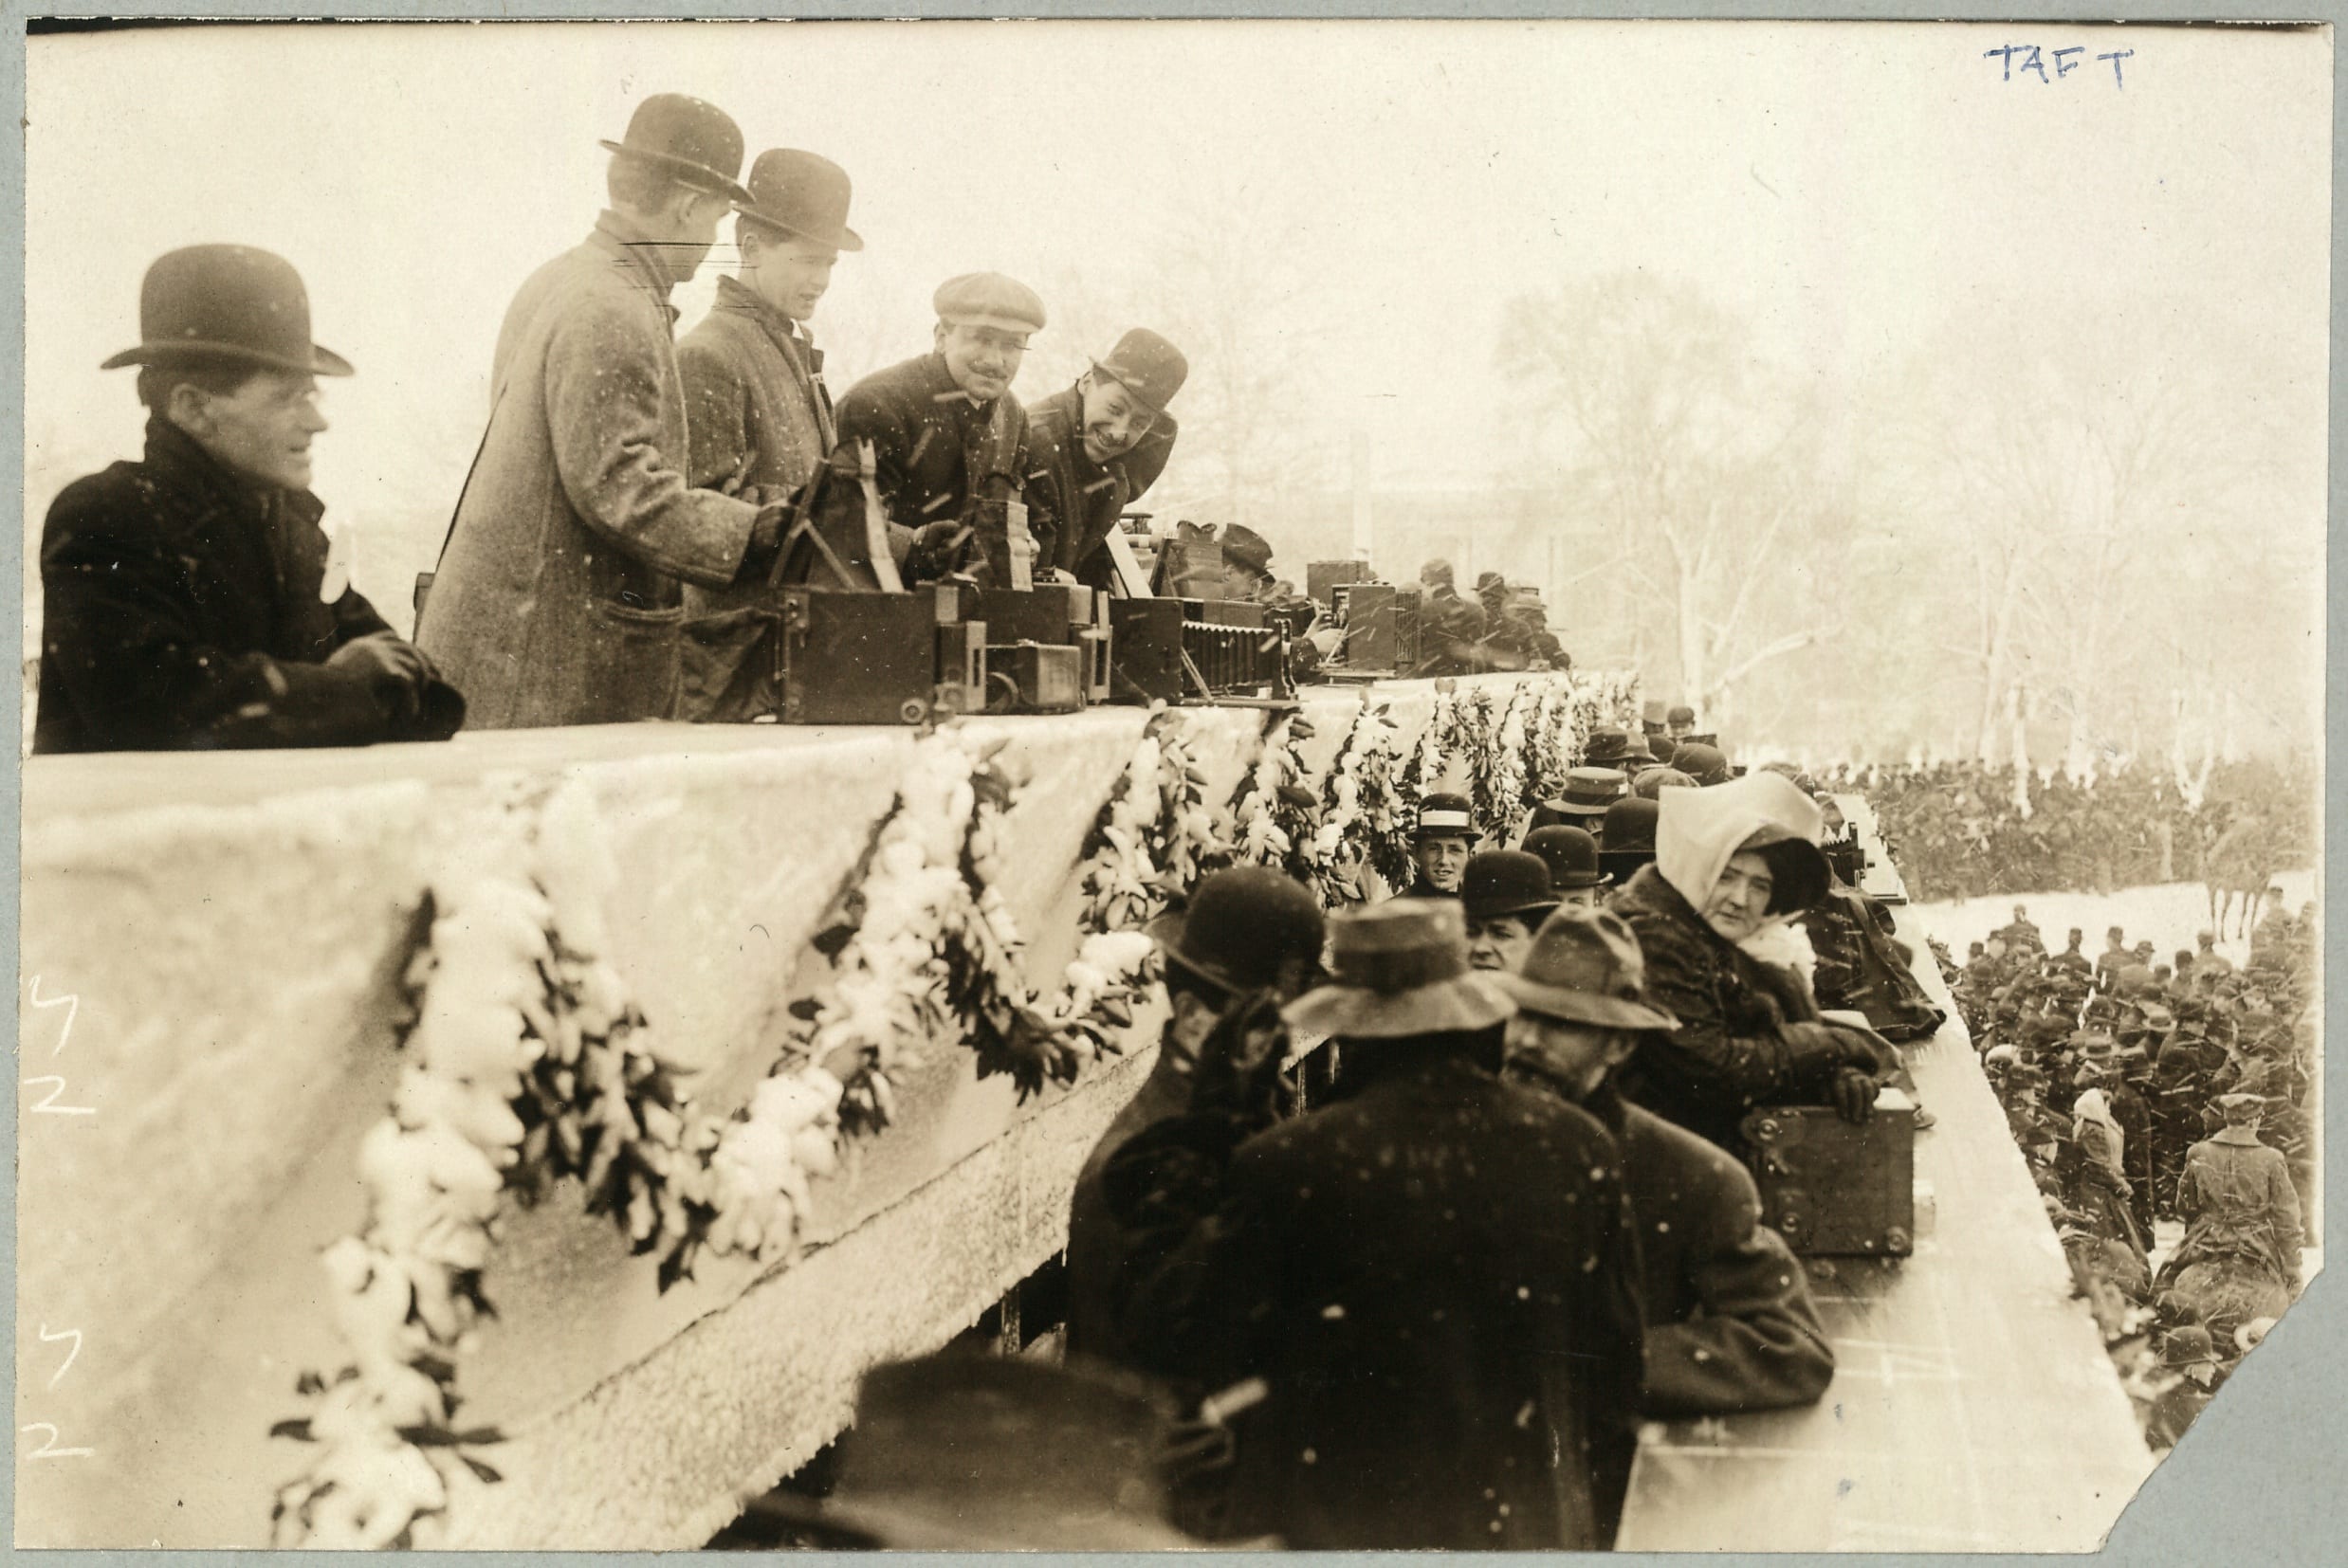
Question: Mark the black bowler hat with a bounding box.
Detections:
[1146,866,1326,1000]
[1461,850,1558,923]
[101,246,353,377]
[1091,328,1188,418]
[598,93,752,203]
[735,148,864,251]
[1523,825,1610,890]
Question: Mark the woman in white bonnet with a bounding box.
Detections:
[1605,772,1890,1159]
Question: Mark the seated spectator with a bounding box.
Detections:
[1605,773,1882,1159]
[38,245,463,752]
[1499,907,1837,1416]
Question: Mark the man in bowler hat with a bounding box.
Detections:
[1500,906,1836,1418]
[417,93,794,728]
[822,271,1048,588]
[1523,825,1611,909]
[1024,329,1186,591]
[673,148,862,720]
[1103,900,1644,1548]
[1065,867,1326,1367]
[38,245,462,752]
[1461,848,1559,975]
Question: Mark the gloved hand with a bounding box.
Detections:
[327,632,429,720]
[1830,1065,1879,1124]
[1783,1020,1874,1077]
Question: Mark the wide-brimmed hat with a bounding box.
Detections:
[1145,866,1326,1000]
[598,92,753,203]
[933,270,1047,335]
[734,147,863,250]
[2161,1324,2217,1369]
[751,1352,1198,1549]
[1558,766,1629,816]
[1219,523,1275,578]
[1522,825,1609,890]
[101,245,353,377]
[1582,728,1641,766]
[1414,791,1475,841]
[1090,327,1188,418]
[1284,901,1514,1040]
[1495,906,1680,1032]
[1461,850,1558,923]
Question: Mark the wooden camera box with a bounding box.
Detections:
[780,587,959,725]
[985,641,1086,714]
[1307,558,1373,605]
[1108,597,1184,704]
[1330,582,1405,670]
[1740,1091,1917,1257]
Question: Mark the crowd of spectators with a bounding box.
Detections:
[1934,894,2316,1452]
[1823,757,2317,904]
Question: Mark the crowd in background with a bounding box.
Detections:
[1824,757,2318,905]
[1937,895,2317,1451]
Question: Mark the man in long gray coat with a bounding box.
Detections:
[674,148,860,720]
[417,94,787,728]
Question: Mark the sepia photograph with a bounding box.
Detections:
[13,14,2330,1553]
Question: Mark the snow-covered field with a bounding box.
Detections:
[1909,868,2320,975]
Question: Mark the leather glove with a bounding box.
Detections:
[327,632,427,721]
[1830,1065,1879,1124]
[1782,1020,1860,1078]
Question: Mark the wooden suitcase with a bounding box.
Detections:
[1740,1090,1917,1257]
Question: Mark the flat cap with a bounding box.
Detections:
[934,271,1046,333]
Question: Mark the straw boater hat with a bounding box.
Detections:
[1413,791,1476,842]
[1284,901,1513,1039]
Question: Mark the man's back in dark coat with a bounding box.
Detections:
[1109,1041,1646,1550]
[37,417,448,753]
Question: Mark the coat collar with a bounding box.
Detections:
[141,415,322,526]
[591,211,684,321]
[2212,1124,2265,1146]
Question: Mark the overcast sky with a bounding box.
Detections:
[23,19,2330,555]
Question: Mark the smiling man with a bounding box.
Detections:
[37,245,463,753]
[827,271,1049,587]
[1024,329,1185,591]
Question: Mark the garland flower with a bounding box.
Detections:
[1225,708,1322,884]
[1483,682,1533,844]
[270,834,549,1549]
[1077,721,1169,934]
[1520,683,1571,815]
[1312,696,1402,907]
[1384,682,1459,876]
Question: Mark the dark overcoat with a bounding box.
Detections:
[1108,1043,1646,1550]
[1064,1046,1191,1366]
[415,214,761,728]
[828,352,1039,585]
[1597,1085,1836,1415]
[1606,864,1843,1159]
[36,418,457,752]
[1022,382,1175,589]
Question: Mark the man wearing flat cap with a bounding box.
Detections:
[1024,329,1185,592]
[1103,900,1644,1548]
[418,93,795,728]
[671,148,864,719]
[38,245,463,752]
[1500,906,1835,1419]
[1064,867,1325,1368]
[826,271,1048,587]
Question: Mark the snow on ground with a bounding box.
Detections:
[1908,868,2320,975]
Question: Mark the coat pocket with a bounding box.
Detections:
[678,604,783,723]
[579,596,686,722]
